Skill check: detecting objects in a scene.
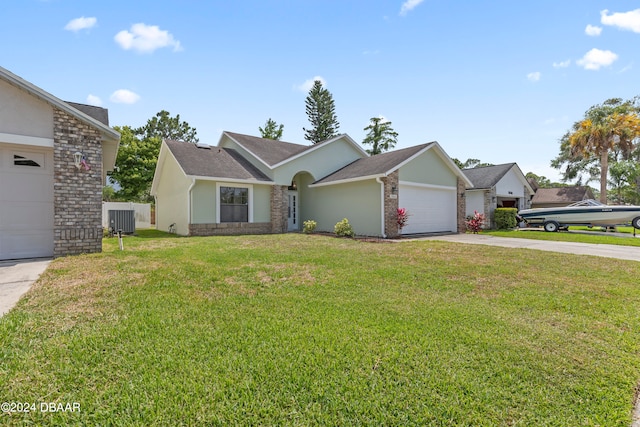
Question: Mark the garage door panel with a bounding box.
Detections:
[0,173,54,202]
[1,201,54,229]
[0,144,54,260]
[0,230,54,259]
[399,184,456,234]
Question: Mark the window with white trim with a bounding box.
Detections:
[220,186,249,222]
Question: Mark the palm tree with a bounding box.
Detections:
[567,98,640,203]
[362,117,398,155]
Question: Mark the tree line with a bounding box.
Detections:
[551,97,640,204]
[107,84,640,206]
[260,79,398,155]
[107,80,398,202]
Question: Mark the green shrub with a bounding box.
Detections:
[495,208,518,230]
[303,219,317,234]
[334,218,355,237]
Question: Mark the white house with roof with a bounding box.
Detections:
[463,163,534,228]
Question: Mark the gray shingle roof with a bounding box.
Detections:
[165,139,271,181]
[462,163,516,189]
[224,131,311,166]
[531,186,595,204]
[66,102,110,126]
[314,143,434,184]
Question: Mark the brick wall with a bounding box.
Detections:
[382,171,400,238]
[189,222,273,236]
[271,185,288,233]
[53,108,103,257]
[457,177,467,233]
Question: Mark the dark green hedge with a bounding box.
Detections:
[495,208,518,230]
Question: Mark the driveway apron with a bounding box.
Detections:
[419,234,640,262]
[0,258,51,316]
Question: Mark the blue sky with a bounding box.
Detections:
[3,1,640,182]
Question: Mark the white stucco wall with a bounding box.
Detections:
[496,168,525,197]
[0,79,53,141]
[154,151,191,235]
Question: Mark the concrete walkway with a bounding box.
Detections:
[419,233,640,262]
[0,258,51,316]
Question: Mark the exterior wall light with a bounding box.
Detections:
[391,186,397,194]
[73,152,83,169]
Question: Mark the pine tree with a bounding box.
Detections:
[258,118,284,140]
[303,80,340,144]
[362,117,398,155]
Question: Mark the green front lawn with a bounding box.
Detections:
[1,232,639,425]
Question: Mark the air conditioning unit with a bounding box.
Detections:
[108,210,136,234]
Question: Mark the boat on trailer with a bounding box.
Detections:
[518,199,640,232]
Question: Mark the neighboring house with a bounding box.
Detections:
[151,131,472,237]
[463,163,534,228]
[0,66,120,260]
[531,186,595,209]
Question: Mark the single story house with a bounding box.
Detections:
[463,163,534,228]
[531,186,595,209]
[151,132,472,237]
[0,66,120,260]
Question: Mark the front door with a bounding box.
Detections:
[287,191,298,231]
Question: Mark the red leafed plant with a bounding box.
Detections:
[397,207,410,231]
[465,210,486,233]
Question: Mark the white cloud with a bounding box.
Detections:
[399,0,424,16]
[110,89,140,104]
[527,72,541,82]
[295,76,326,92]
[576,48,618,70]
[64,16,97,32]
[552,59,571,68]
[601,8,640,33]
[86,94,102,106]
[585,24,602,36]
[114,23,182,53]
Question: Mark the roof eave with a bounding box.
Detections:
[309,173,384,188]
[220,132,275,170]
[185,175,275,185]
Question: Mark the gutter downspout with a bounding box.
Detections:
[187,178,196,235]
[376,177,387,238]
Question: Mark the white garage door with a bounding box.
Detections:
[0,144,54,260]
[399,183,456,234]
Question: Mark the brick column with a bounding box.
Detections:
[457,177,467,233]
[53,108,104,257]
[382,171,400,238]
[270,185,288,233]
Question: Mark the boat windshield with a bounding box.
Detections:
[567,199,605,207]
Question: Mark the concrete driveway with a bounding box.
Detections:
[0,258,51,316]
[419,233,640,262]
